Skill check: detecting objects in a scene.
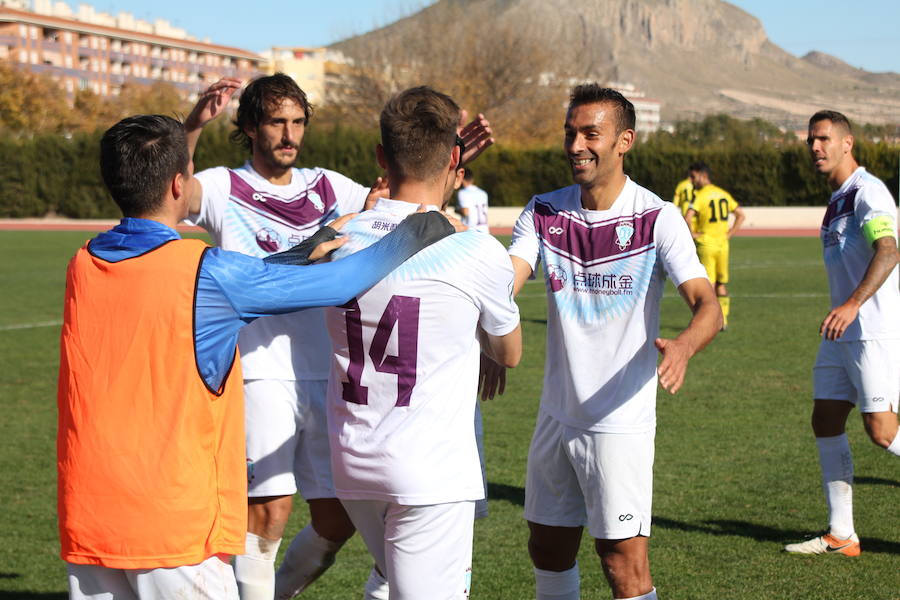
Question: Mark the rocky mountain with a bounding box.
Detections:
[331,0,900,128]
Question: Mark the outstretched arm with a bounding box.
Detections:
[820,235,900,340]
[655,277,722,394]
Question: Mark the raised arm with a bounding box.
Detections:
[820,235,900,340]
[457,109,494,166]
[655,277,722,394]
[183,78,242,213]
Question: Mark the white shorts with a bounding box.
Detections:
[67,555,237,600]
[244,378,334,499]
[525,409,654,540]
[341,499,474,600]
[813,339,900,414]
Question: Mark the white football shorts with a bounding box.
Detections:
[813,339,900,413]
[67,555,237,600]
[244,378,334,498]
[341,499,474,600]
[525,409,654,540]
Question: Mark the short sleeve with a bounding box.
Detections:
[472,237,520,336]
[655,203,708,287]
[186,167,232,236]
[507,198,541,271]
[320,168,368,215]
[855,178,897,231]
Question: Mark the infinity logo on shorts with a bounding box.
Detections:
[618,514,633,521]
[547,227,564,235]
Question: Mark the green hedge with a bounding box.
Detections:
[1,126,897,218]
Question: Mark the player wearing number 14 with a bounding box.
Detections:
[684,162,745,330]
[324,87,522,600]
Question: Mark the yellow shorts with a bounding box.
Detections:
[696,240,729,285]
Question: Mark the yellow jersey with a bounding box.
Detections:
[689,184,739,245]
[672,178,694,216]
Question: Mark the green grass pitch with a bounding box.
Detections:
[1,231,897,599]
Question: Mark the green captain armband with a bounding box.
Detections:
[862,216,896,245]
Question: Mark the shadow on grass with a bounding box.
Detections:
[856,475,899,488]
[0,593,66,599]
[487,482,525,506]
[522,318,547,325]
[654,516,900,555]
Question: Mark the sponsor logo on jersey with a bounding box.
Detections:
[618,513,633,521]
[256,227,282,253]
[547,265,568,292]
[252,192,265,202]
[572,272,634,296]
[615,222,635,250]
[547,226,565,235]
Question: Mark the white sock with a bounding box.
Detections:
[363,565,389,600]
[816,434,854,539]
[274,525,344,599]
[886,431,900,457]
[616,587,658,600]
[534,563,579,600]
[234,532,281,600]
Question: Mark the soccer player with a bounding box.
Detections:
[322,86,522,600]
[456,167,490,233]
[684,162,745,330]
[57,114,455,600]
[182,74,493,599]
[671,174,693,217]
[506,85,721,600]
[784,110,900,556]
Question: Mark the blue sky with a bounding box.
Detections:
[87,0,900,73]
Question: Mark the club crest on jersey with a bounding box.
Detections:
[308,191,325,213]
[547,265,568,293]
[256,227,281,253]
[615,222,635,250]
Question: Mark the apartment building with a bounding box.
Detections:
[0,0,263,99]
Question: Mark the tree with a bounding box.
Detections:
[0,60,71,135]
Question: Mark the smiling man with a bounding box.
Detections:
[505,85,721,600]
[784,110,900,557]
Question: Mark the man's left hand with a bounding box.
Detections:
[655,337,692,394]
[819,300,860,340]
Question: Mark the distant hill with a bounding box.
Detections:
[331,0,900,128]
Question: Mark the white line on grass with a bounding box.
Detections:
[0,320,62,331]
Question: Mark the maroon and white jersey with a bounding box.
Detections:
[508,179,705,433]
[820,167,899,341]
[325,199,520,505]
[189,162,368,380]
[457,184,490,233]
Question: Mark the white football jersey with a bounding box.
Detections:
[325,199,520,505]
[508,178,706,433]
[456,184,490,233]
[189,162,368,380]
[820,167,900,341]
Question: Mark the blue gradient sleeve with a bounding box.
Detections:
[194,211,454,390]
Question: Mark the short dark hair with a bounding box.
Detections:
[688,161,710,175]
[100,114,189,217]
[568,84,636,134]
[463,167,474,181]
[380,86,460,180]
[809,110,852,135]
[231,73,313,152]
